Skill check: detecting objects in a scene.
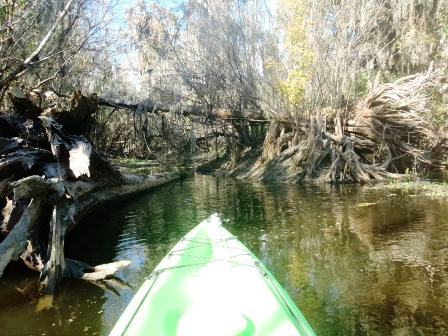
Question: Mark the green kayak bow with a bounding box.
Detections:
[110,214,316,336]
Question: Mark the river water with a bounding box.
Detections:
[0,175,447,335]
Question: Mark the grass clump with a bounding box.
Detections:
[373,180,448,199]
[111,157,162,175]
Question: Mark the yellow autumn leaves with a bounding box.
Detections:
[277,0,313,107]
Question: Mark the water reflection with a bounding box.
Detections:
[0,175,447,335]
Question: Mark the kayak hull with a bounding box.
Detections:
[110,214,315,336]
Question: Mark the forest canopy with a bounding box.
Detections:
[1,0,446,116]
[124,0,447,116]
[1,0,447,174]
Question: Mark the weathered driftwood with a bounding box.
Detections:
[0,89,180,297]
[0,198,43,276]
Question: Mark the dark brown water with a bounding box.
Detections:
[0,175,447,335]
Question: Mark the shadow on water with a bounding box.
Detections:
[0,174,447,335]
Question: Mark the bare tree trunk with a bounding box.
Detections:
[0,0,75,95]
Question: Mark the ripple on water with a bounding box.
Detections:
[0,175,448,336]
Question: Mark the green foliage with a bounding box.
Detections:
[0,7,6,24]
[374,181,448,199]
[354,72,369,98]
[111,157,163,175]
[429,91,448,127]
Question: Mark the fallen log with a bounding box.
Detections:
[0,88,181,298]
[0,198,43,277]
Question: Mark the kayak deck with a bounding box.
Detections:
[110,214,315,336]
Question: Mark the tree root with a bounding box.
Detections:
[240,67,444,183]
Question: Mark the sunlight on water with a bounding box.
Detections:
[0,175,447,335]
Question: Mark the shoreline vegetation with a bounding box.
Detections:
[115,155,448,199]
[372,180,448,199]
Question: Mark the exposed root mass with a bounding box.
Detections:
[241,68,445,183]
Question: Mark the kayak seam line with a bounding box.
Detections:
[120,274,160,336]
[151,258,260,276]
[169,252,252,260]
[173,244,248,250]
[170,244,247,254]
[180,237,237,244]
[266,275,314,336]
